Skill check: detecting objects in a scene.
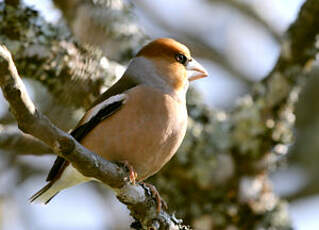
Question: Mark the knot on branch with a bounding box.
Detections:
[0,59,10,81]
[130,212,188,230]
[54,136,75,156]
[4,83,21,98]
[0,45,13,84]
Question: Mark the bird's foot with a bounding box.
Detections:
[118,160,137,184]
[140,182,168,213]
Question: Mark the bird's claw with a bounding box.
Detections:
[140,182,168,213]
[119,160,137,184]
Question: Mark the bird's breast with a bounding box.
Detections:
[80,86,188,180]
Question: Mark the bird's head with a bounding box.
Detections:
[125,38,208,96]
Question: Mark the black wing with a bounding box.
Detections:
[46,98,126,181]
[46,73,138,182]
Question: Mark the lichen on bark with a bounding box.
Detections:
[0,3,124,109]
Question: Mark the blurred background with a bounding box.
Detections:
[0,0,319,229]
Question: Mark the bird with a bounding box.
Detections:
[30,38,208,205]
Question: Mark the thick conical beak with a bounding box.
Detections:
[186,58,208,81]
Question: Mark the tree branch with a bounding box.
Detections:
[4,0,19,7]
[0,3,122,109]
[0,45,187,230]
[134,1,255,86]
[209,0,282,41]
[52,0,145,62]
[0,125,51,155]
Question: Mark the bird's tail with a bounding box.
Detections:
[29,182,59,204]
[29,165,90,205]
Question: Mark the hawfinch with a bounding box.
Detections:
[30,38,208,204]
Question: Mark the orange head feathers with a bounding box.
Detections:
[137,38,191,60]
[126,38,208,95]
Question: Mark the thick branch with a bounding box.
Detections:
[210,0,281,41]
[4,0,19,7]
[0,45,187,230]
[0,125,51,155]
[256,0,319,108]
[272,0,319,76]
[0,3,121,109]
[53,0,145,62]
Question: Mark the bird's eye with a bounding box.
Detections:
[175,53,188,65]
